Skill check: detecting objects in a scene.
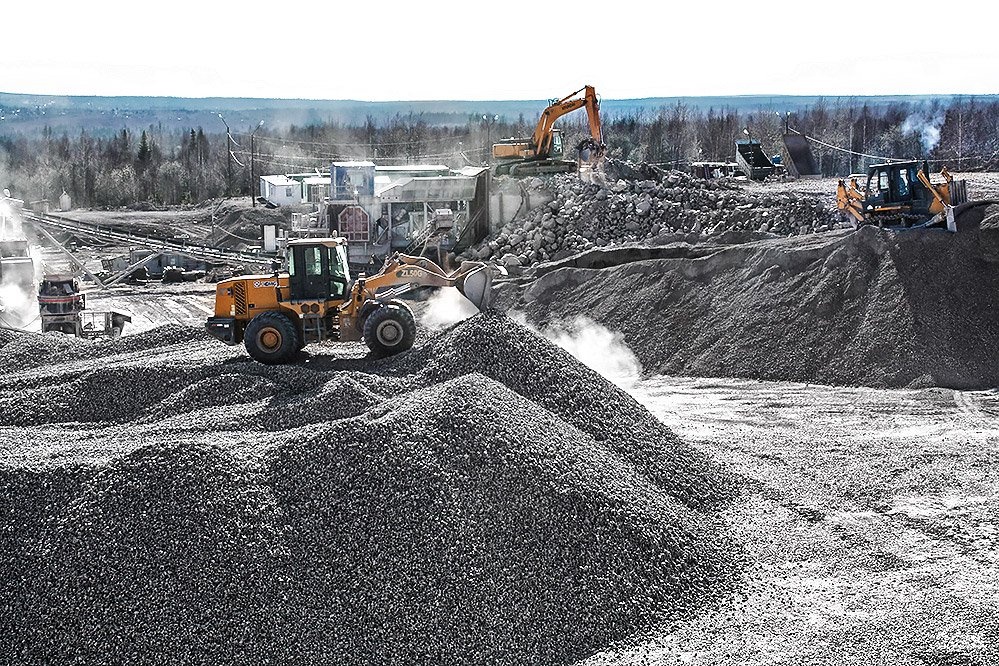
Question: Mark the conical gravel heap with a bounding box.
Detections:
[0,313,743,665]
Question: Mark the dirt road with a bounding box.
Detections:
[585,377,999,665]
[84,283,215,333]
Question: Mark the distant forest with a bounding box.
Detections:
[1,96,997,208]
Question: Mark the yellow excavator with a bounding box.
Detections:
[837,161,994,231]
[206,238,495,364]
[492,85,605,177]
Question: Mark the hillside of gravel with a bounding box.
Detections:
[0,314,742,665]
[467,160,842,267]
[508,217,999,389]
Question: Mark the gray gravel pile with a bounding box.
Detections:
[0,313,742,664]
[470,159,840,266]
[0,365,193,426]
[270,372,739,664]
[0,324,208,372]
[9,441,292,664]
[397,311,736,509]
[515,218,999,389]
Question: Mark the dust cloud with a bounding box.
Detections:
[418,292,642,388]
[421,286,479,330]
[512,312,642,389]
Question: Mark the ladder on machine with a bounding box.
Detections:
[301,313,330,344]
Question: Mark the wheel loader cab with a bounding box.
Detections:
[287,240,351,302]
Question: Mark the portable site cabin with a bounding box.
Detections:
[259,175,302,206]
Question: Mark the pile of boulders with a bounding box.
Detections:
[469,160,840,267]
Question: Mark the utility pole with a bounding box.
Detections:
[482,114,498,157]
[848,122,854,175]
[250,120,263,207]
[218,113,232,197]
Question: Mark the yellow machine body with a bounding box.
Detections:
[491,85,605,176]
[836,161,967,229]
[206,237,495,363]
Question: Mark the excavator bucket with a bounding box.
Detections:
[455,264,494,311]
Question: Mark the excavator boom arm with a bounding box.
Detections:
[531,85,603,157]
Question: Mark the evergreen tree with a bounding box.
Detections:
[136,130,151,172]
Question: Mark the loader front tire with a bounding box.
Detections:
[244,312,299,364]
[363,302,416,356]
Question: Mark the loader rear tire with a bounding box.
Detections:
[363,302,416,357]
[244,312,299,365]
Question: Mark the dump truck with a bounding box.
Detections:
[837,161,996,231]
[38,275,131,338]
[206,237,496,364]
[735,139,778,180]
[492,85,605,177]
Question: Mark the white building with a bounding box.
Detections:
[259,175,301,206]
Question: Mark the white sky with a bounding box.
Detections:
[3,0,996,101]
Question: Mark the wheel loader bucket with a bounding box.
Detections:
[455,264,494,311]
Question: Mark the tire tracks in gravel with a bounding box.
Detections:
[632,377,999,618]
[953,389,996,422]
[589,373,999,666]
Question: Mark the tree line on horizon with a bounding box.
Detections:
[1,98,997,208]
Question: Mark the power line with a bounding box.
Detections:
[247,134,432,149]
[790,127,994,165]
[789,127,894,161]
[235,146,491,170]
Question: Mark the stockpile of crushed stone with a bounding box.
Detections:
[0,324,207,372]
[467,159,840,266]
[0,313,742,665]
[513,219,999,389]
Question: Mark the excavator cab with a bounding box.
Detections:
[550,131,565,160]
